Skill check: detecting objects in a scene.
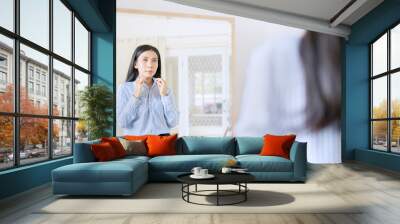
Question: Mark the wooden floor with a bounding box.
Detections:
[1,162,400,224]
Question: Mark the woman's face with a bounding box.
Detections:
[134,50,158,79]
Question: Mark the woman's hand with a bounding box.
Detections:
[134,77,144,98]
[156,78,168,96]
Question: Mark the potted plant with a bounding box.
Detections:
[79,84,113,140]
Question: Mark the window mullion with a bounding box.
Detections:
[388,30,391,152]
[13,0,21,166]
[71,10,76,154]
[49,0,54,160]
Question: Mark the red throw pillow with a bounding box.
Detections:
[91,142,117,161]
[101,137,126,158]
[146,134,177,157]
[260,134,296,159]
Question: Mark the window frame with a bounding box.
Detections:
[370,21,400,154]
[0,0,92,171]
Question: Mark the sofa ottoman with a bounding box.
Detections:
[52,155,149,196]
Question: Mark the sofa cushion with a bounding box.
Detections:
[177,136,235,155]
[101,137,127,158]
[148,154,235,172]
[52,159,147,183]
[119,138,147,156]
[91,142,118,161]
[236,137,263,155]
[236,155,293,172]
[260,134,296,159]
[147,134,177,157]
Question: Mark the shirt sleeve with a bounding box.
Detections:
[161,89,178,128]
[116,83,143,128]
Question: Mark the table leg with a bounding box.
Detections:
[245,183,247,201]
[217,184,219,206]
[195,184,197,192]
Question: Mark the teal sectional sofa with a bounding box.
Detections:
[52,136,307,196]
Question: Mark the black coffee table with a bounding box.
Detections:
[177,172,255,206]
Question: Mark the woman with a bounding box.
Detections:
[117,45,178,135]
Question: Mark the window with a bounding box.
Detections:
[0,54,7,86]
[371,23,400,154]
[0,54,7,67]
[0,0,91,170]
[35,70,41,81]
[0,71,6,85]
[42,85,46,97]
[28,67,34,80]
[28,81,34,94]
[75,17,89,70]
[0,0,14,32]
[36,83,40,95]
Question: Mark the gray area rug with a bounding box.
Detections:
[37,183,362,214]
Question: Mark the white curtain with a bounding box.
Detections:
[234,33,342,164]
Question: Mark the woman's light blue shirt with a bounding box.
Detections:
[117,79,178,135]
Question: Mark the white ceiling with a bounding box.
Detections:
[167,0,384,38]
[227,0,353,23]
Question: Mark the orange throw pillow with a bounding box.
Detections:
[124,135,149,141]
[91,142,117,161]
[146,134,177,157]
[101,137,126,158]
[260,134,296,159]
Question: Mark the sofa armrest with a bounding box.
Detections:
[73,140,100,163]
[289,141,307,181]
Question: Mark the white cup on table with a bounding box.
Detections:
[221,167,232,174]
[191,167,202,176]
[200,169,208,176]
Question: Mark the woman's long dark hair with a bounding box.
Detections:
[300,31,341,130]
[125,45,162,82]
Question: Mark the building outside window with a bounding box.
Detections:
[0,0,91,170]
